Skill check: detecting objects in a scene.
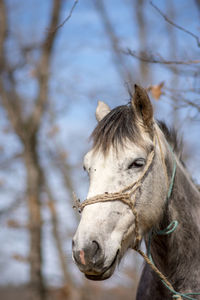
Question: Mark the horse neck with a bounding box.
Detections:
[148,153,200,292]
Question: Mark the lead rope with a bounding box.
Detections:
[73,130,200,300]
[136,142,200,300]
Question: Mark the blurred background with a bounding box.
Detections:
[0,0,199,299]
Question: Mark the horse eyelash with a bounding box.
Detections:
[127,158,146,169]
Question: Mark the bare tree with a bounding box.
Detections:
[125,2,200,118]
[0,1,63,299]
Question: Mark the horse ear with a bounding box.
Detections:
[96,101,111,122]
[132,84,153,128]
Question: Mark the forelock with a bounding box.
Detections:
[91,104,142,154]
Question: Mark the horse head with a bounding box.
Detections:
[72,85,171,281]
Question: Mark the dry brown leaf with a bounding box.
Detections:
[148,81,164,100]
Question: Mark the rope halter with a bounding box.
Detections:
[75,135,156,247]
[79,135,156,210]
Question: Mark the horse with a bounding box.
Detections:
[72,85,200,299]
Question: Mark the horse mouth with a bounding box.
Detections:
[85,250,119,281]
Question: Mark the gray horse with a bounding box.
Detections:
[72,85,200,299]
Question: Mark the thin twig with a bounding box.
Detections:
[164,87,200,93]
[164,91,200,113]
[150,1,200,47]
[0,197,24,220]
[124,49,200,65]
[50,0,78,33]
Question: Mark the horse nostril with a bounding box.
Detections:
[72,239,104,271]
[92,240,100,256]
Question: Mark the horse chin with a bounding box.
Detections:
[85,250,119,281]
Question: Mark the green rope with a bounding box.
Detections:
[148,222,200,299]
[156,220,178,235]
[147,149,200,300]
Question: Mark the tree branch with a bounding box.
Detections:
[0,0,7,68]
[0,0,26,139]
[124,49,200,65]
[133,0,149,83]
[0,82,26,140]
[93,0,134,85]
[30,0,62,133]
[44,181,74,289]
[49,0,79,33]
[150,1,200,47]
[0,197,23,220]
[161,89,200,117]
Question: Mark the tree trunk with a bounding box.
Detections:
[24,136,45,300]
[46,184,73,297]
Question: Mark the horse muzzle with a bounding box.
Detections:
[72,238,119,280]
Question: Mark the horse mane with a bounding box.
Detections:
[157,120,183,159]
[91,103,184,159]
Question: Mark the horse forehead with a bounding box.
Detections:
[84,142,147,167]
[84,149,114,172]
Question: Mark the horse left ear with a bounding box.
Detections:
[132,84,153,128]
[96,101,111,122]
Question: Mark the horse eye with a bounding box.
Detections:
[127,158,145,169]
